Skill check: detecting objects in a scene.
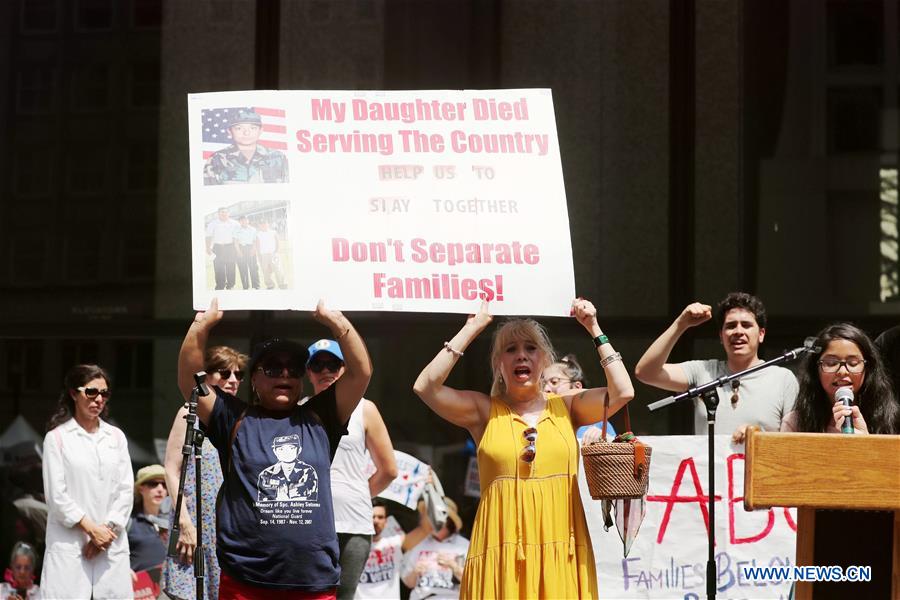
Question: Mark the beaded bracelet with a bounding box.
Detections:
[443,341,464,357]
[599,351,622,368]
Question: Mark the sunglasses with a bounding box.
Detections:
[308,358,344,373]
[77,386,111,400]
[521,427,538,463]
[258,362,304,378]
[211,368,245,381]
[142,480,167,489]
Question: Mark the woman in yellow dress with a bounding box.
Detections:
[413,298,635,599]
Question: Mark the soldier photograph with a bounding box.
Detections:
[257,434,319,502]
[203,107,289,185]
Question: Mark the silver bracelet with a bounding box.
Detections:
[443,341,464,357]
[599,351,622,368]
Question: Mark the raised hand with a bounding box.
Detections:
[193,297,224,332]
[570,298,599,333]
[313,299,347,334]
[677,302,712,329]
[465,300,493,331]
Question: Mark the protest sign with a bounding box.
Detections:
[585,436,796,599]
[187,89,575,314]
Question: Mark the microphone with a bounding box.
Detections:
[835,386,854,434]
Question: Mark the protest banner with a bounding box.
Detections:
[585,436,796,599]
[374,450,429,510]
[187,89,575,315]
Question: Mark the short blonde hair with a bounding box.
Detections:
[489,318,556,397]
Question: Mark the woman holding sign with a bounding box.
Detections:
[413,299,634,598]
[180,299,372,599]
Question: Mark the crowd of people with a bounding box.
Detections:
[1,291,898,599]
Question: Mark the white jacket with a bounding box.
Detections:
[41,418,134,599]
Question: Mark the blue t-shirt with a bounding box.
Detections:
[576,421,616,442]
[205,385,347,591]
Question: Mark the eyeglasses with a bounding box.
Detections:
[142,480,167,489]
[521,427,538,463]
[818,357,866,374]
[211,368,244,381]
[544,377,572,388]
[258,363,304,378]
[308,358,344,373]
[77,386,110,400]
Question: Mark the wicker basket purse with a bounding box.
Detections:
[581,395,652,500]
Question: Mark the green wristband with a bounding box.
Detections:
[593,334,610,348]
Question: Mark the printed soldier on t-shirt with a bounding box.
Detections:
[257,434,318,502]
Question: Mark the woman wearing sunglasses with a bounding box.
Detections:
[42,364,134,599]
[303,339,398,600]
[413,298,634,599]
[128,464,169,574]
[179,298,372,599]
[162,345,247,600]
[781,322,899,434]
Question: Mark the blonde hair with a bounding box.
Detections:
[489,318,556,397]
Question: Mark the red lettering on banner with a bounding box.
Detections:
[727,453,774,544]
[647,457,723,544]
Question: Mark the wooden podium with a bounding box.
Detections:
[744,429,900,599]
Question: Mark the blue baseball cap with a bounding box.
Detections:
[306,339,344,366]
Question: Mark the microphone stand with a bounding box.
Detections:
[167,372,209,600]
[647,338,819,600]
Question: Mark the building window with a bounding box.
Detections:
[826,0,883,68]
[9,236,47,285]
[119,231,155,280]
[75,0,114,31]
[20,0,59,33]
[15,147,54,196]
[130,62,160,108]
[132,0,163,29]
[826,87,882,154]
[881,168,898,302]
[61,341,100,368]
[125,142,158,191]
[63,234,101,283]
[66,144,109,194]
[16,68,57,114]
[115,341,153,389]
[5,341,44,392]
[70,65,110,111]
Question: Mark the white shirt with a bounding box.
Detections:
[402,534,470,600]
[41,418,134,599]
[331,401,375,535]
[257,229,278,254]
[205,218,239,244]
[356,533,403,599]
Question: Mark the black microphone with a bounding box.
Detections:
[835,386,854,434]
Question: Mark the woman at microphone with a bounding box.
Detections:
[781,323,899,434]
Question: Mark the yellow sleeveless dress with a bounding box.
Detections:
[460,394,598,599]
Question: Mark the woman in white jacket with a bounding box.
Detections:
[41,364,134,600]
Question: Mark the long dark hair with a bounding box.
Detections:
[46,364,111,432]
[795,323,899,434]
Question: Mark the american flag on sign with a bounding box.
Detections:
[201,106,288,159]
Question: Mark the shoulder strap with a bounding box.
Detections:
[601,392,632,441]
[227,409,247,474]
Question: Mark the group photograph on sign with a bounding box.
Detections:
[2,3,899,600]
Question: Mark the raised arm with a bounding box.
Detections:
[313,300,373,425]
[412,302,493,440]
[562,299,635,427]
[363,400,398,497]
[634,302,711,392]
[178,298,222,425]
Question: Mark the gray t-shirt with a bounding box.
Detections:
[679,359,798,435]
